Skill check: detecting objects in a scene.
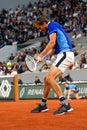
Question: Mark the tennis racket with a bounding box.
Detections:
[25,55,37,72]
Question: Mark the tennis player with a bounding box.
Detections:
[31,16,75,115]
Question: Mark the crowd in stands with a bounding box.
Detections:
[0,0,87,75]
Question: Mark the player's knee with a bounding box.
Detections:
[44,75,51,84]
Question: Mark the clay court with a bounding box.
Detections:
[0,99,87,130]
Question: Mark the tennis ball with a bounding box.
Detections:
[7,62,12,67]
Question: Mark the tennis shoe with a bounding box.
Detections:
[53,103,73,115]
[31,104,49,113]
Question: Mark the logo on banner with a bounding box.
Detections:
[0,80,11,97]
[20,87,25,98]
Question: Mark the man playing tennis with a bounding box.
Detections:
[31,16,74,115]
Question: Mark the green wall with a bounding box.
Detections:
[0,82,87,100]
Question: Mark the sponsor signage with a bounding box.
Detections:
[0,79,14,99]
[0,81,87,100]
[19,83,87,99]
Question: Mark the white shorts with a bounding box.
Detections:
[52,52,75,73]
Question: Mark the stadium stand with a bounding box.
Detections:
[0,0,87,83]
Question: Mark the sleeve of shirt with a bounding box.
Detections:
[48,22,57,34]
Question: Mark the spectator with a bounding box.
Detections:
[9,53,15,61]
[71,41,76,48]
[59,75,65,83]
[34,76,41,85]
[84,24,87,36]
[0,0,87,49]
[11,67,18,75]
[73,49,78,56]
[79,53,87,69]
[0,66,5,75]
[39,63,49,72]
[59,73,73,83]
[6,67,12,75]
[18,79,23,85]
[17,62,24,74]
[64,73,73,82]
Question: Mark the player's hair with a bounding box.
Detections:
[35,16,48,25]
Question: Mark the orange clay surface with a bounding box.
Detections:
[0,99,87,130]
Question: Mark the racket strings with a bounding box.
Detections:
[25,56,37,72]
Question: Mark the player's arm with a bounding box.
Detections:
[45,49,53,56]
[36,33,56,62]
[40,33,56,58]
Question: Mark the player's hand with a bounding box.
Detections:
[36,56,42,63]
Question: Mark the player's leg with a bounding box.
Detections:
[31,66,62,113]
[52,52,74,115]
[31,81,50,113]
[31,65,73,114]
[46,66,73,115]
[31,66,68,113]
[31,69,53,113]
